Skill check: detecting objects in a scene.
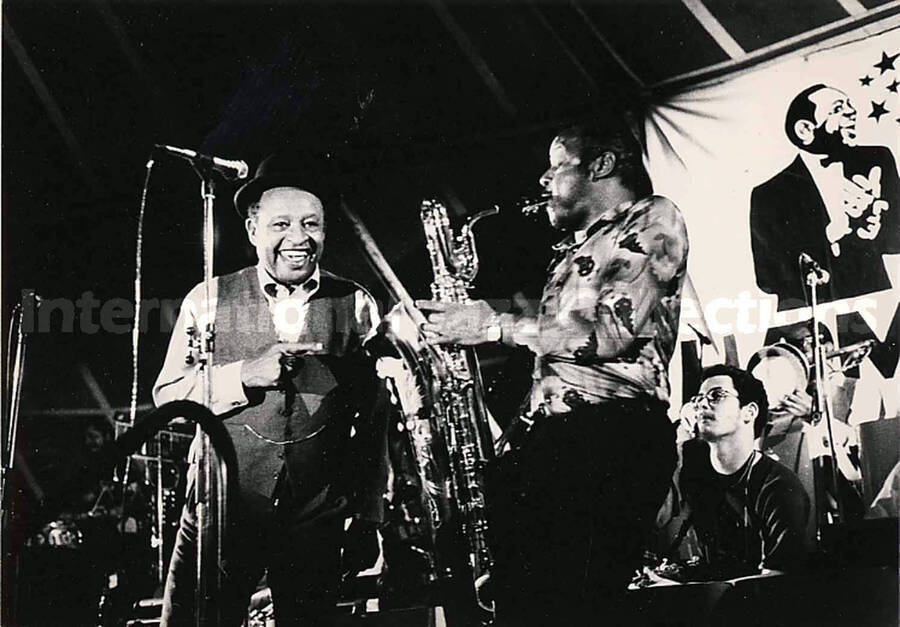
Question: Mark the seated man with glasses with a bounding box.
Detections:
[674,365,811,578]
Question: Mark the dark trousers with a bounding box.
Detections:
[487,397,676,625]
[160,475,344,627]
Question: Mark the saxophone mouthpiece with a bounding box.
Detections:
[519,194,550,216]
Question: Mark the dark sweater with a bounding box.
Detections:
[680,440,810,574]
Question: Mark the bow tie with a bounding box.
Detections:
[819,153,846,168]
[263,282,296,299]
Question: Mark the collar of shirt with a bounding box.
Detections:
[256,263,321,306]
[550,199,634,256]
[799,149,844,173]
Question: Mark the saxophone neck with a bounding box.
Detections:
[457,206,499,285]
[422,199,498,289]
[461,207,500,245]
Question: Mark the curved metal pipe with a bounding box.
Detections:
[107,400,239,623]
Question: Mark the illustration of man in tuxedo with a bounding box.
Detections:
[750,84,899,310]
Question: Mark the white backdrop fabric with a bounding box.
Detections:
[644,24,899,422]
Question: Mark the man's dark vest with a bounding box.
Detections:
[212,266,374,512]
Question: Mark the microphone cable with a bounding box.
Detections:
[4,302,22,412]
[4,302,23,469]
[115,156,155,512]
[129,156,154,429]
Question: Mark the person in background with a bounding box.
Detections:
[678,365,810,577]
[760,321,864,527]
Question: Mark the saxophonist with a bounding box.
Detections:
[419,122,689,624]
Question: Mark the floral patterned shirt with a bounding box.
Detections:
[501,195,689,409]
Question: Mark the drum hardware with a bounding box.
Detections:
[113,400,240,625]
[747,342,810,409]
[129,428,193,585]
[31,519,84,549]
[747,337,875,413]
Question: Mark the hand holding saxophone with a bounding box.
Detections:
[416,299,497,345]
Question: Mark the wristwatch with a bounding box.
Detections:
[485,316,502,343]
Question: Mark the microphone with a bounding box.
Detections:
[154,144,249,180]
[799,252,830,285]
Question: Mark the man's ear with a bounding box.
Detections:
[589,151,616,181]
[793,119,817,146]
[740,401,759,427]
[245,217,257,246]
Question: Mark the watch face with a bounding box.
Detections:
[486,325,502,342]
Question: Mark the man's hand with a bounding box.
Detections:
[845,166,885,240]
[416,299,496,346]
[827,165,887,253]
[341,519,380,580]
[769,389,813,420]
[857,199,886,240]
[239,342,323,388]
[825,211,851,252]
[844,167,881,218]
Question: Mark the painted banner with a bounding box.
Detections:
[645,23,899,427]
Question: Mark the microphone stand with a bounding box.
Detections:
[1,292,36,511]
[1,290,37,626]
[191,163,227,627]
[803,257,844,535]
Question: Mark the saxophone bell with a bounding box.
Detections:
[474,571,495,613]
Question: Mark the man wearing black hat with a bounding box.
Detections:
[153,154,387,625]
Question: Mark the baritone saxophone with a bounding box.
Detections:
[388,199,498,615]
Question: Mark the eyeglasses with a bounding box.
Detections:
[689,388,739,407]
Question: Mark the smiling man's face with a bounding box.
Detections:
[246,186,325,285]
[808,87,858,151]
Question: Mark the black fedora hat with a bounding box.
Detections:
[233,151,335,217]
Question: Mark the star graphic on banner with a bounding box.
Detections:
[859,74,874,86]
[888,79,900,93]
[874,51,899,74]
[869,100,889,122]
